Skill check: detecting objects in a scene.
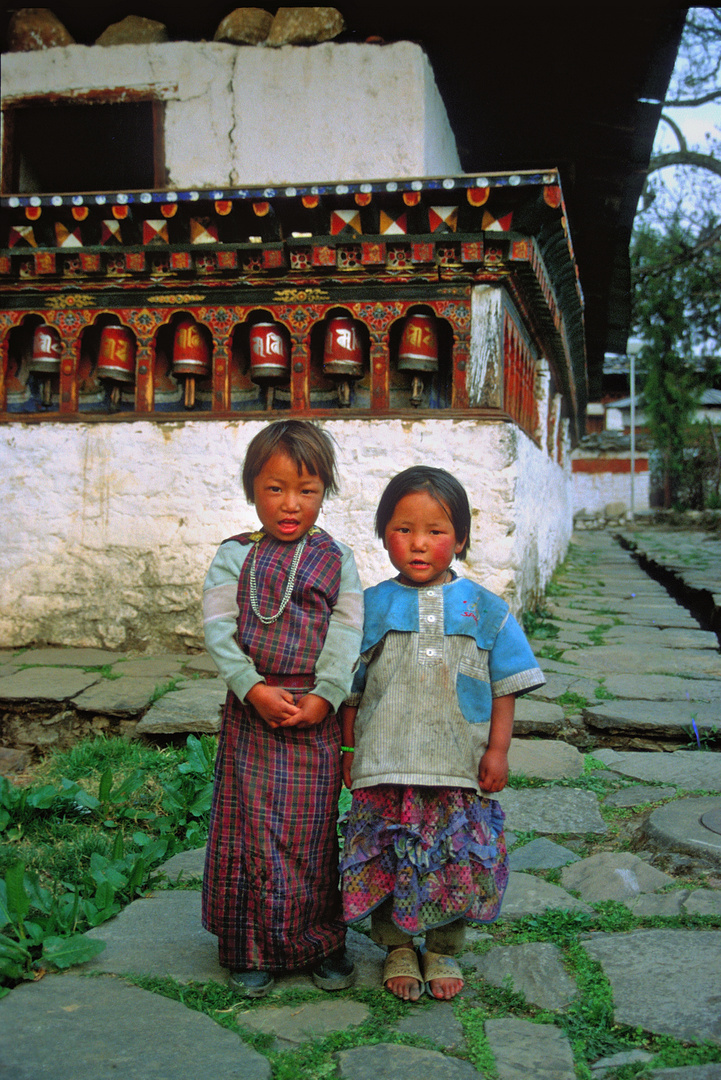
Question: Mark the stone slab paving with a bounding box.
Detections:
[82,888,387,991]
[508,738,584,779]
[158,844,205,882]
[684,888,721,915]
[602,674,721,701]
[560,852,673,903]
[511,696,566,736]
[546,601,702,630]
[484,1018,576,1080]
[594,749,721,790]
[650,1067,721,1080]
[135,679,227,735]
[396,1000,466,1050]
[643,796,721,867]
[500,872,593,919]
[496,788,607,834]
[532,672,612,703]
[0,973,271,1080]
[592,1049,655,1075]
[552,645,721,679]
[110,656,189,678]
[600,625,719,649]
[0,665,101,700]
[71,675,165,714]
[655,628,720,649]
[581,930,721,1044]
[604,784,677,807]
[334,1043,485,1078]
[584,699,721,738]
[183,653,219,674]
[508,838,581,870]
[9,646,127,666]
[236,998,370,1052]
[83,890,226,984]
[465,942,577,1011]
[625,891,690,917]
[5,529,721,1079]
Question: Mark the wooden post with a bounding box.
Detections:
[290,330,310,412]
[369,334,388,411]
[58,324,81,414]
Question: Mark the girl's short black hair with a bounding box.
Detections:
[374,466,471,559]
[242,420,339,502]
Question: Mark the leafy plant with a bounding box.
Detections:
[0,734,216,992]
[0,861,106,992]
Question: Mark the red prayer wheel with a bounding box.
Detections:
[29,324,61,373]
[323,315,364,378]
[172,316,211,377]
[398,312,439,373]
[249,321,289,382]
[96,325,136,384]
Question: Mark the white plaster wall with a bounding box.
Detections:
[0,417,567,651]
[510,427,573,605]
[2,41,461,188]
[572,469,650,514]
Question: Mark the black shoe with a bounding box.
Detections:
[228,969,274,997]
[311,948,356,991]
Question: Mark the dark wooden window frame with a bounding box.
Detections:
[1,92,166,196]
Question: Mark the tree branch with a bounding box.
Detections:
[659,114,687,152]
[632,223,721,280]
[664,89,721,108]
[647,150,721,180]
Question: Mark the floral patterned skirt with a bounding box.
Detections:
[339,784,509,934]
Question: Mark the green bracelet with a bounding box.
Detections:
[340,746,355,753]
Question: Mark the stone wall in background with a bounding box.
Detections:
[0,417,570,650]
[1,39,461,187]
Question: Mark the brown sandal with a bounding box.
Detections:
[382,946,423,1000]
[421,950,464,999]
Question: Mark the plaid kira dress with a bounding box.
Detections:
[202,530,347,973]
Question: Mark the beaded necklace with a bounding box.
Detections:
[249,533,307,625]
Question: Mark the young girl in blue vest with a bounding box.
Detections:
[340,466,544,1001]
[202,420,363,997]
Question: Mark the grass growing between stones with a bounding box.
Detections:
[128,973,474,1079]
[0,735,216,990]
[463,906,721,1078]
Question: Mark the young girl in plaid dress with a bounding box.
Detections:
[202,420,363,997]
[339,467,544,1001]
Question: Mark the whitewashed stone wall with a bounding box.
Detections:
[1,40,461,185]
[572,466,650,514]
[0,418,569,650]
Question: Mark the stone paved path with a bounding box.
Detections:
[1,529,720,1079]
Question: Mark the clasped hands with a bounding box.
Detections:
[245,683,330,729]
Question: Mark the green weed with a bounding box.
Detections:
[0,734,216,992]
[556,691,590,710]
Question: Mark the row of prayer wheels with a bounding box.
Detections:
[27,311,440,409]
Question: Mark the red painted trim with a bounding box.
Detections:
[572,458,648,474]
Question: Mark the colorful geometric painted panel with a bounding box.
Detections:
[482,210,513,232]
[143,220,169,245]
[330,209,362,236]
[8,225,37,248]
[379,211,407,235]
[190,219,219,244]
[428,206,458,233]
[101,220,123,245]
[55,223,83,247]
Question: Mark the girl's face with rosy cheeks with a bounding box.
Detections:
[383,490,465,588]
